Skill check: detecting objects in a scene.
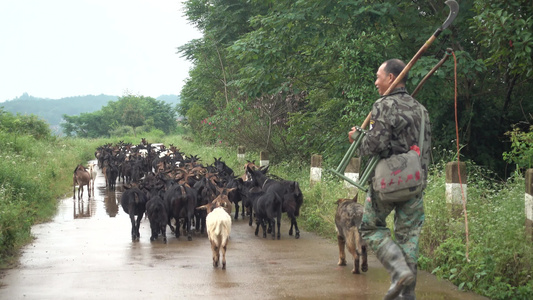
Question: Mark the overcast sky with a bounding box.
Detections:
[0,0,202,102]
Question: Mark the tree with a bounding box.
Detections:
[61,94,176,137]
[179,0,533,177]
[119,96,145,136]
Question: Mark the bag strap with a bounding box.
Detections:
[418,106,426,158]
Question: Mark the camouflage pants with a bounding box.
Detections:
[359,186,425,265]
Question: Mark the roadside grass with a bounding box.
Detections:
[420,162,533,299]
[0,132,103,267]
[1,133,532,298]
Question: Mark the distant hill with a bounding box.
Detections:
[0,93,180,132]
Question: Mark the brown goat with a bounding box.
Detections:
[73,164,91,200]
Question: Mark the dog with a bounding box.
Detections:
[335,195,368,274]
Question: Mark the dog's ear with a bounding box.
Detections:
[352,194,358,203]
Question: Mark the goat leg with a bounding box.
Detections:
[261,219,267,238]
[291,216,300,239]
[130,215,137,241]
[161,223,167,243]
[271,219,276,240]
[135,213,143,241]
[254,219,260,236]
[234,203,239,220]
[211,242,219,268]
[221,243,227,269]
[276,217,281,240]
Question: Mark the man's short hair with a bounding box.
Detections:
[384,59,408,84]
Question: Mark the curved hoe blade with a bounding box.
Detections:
[441,0,459,30]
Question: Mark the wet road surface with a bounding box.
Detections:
[0,161,488,300]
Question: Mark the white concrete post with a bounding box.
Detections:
[260,151,269,167]
[344,157,361,197]
[237,146,246,163]
[525,169,533,241]
[310,154,322,186]
[445,161,467,216]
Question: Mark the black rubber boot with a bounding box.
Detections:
[398,263,417,300]
[376,239,415,300]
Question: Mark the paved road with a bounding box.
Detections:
[0,162,488,300]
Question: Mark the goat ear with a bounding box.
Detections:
[246,165,254,174]
[215,185,221,193]
[261,165,269,174]
[196,205,208,211]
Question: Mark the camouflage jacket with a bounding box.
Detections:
[358,87,432,183]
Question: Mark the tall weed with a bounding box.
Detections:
[420,161,533,299]
[0,133,101,267]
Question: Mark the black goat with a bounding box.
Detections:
[164,183,197,241]
[246,165,304,239]
[252,190,282,240]
[106,162,119,190]
[192,177,217,234]
[214,157,234,177]
[223,175,246,220]
[120,186,147,241]
[280,180,303,239]
[243,186,263,227]
[146,195,168,243]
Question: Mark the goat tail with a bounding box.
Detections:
[214,218,231,237]
[213,221,223,237]
[152,202,160,214]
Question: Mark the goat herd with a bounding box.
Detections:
[74,140,304,269]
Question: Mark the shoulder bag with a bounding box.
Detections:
[372,107,426,202]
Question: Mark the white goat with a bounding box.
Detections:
[205,206,232,269]
[88,163,97,196]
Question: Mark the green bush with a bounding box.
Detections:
[0,183,33,258]
[0,109,52,140]
[419,163,533,299]
[0,110,101,266]
[503,125,533,170]
[143,128,165,140]
[109,125,134,137]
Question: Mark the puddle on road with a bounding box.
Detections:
[101,185,121,217]
[72,163,125,219]
[72,198,95,219]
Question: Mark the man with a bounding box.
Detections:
[348,59,431,300]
